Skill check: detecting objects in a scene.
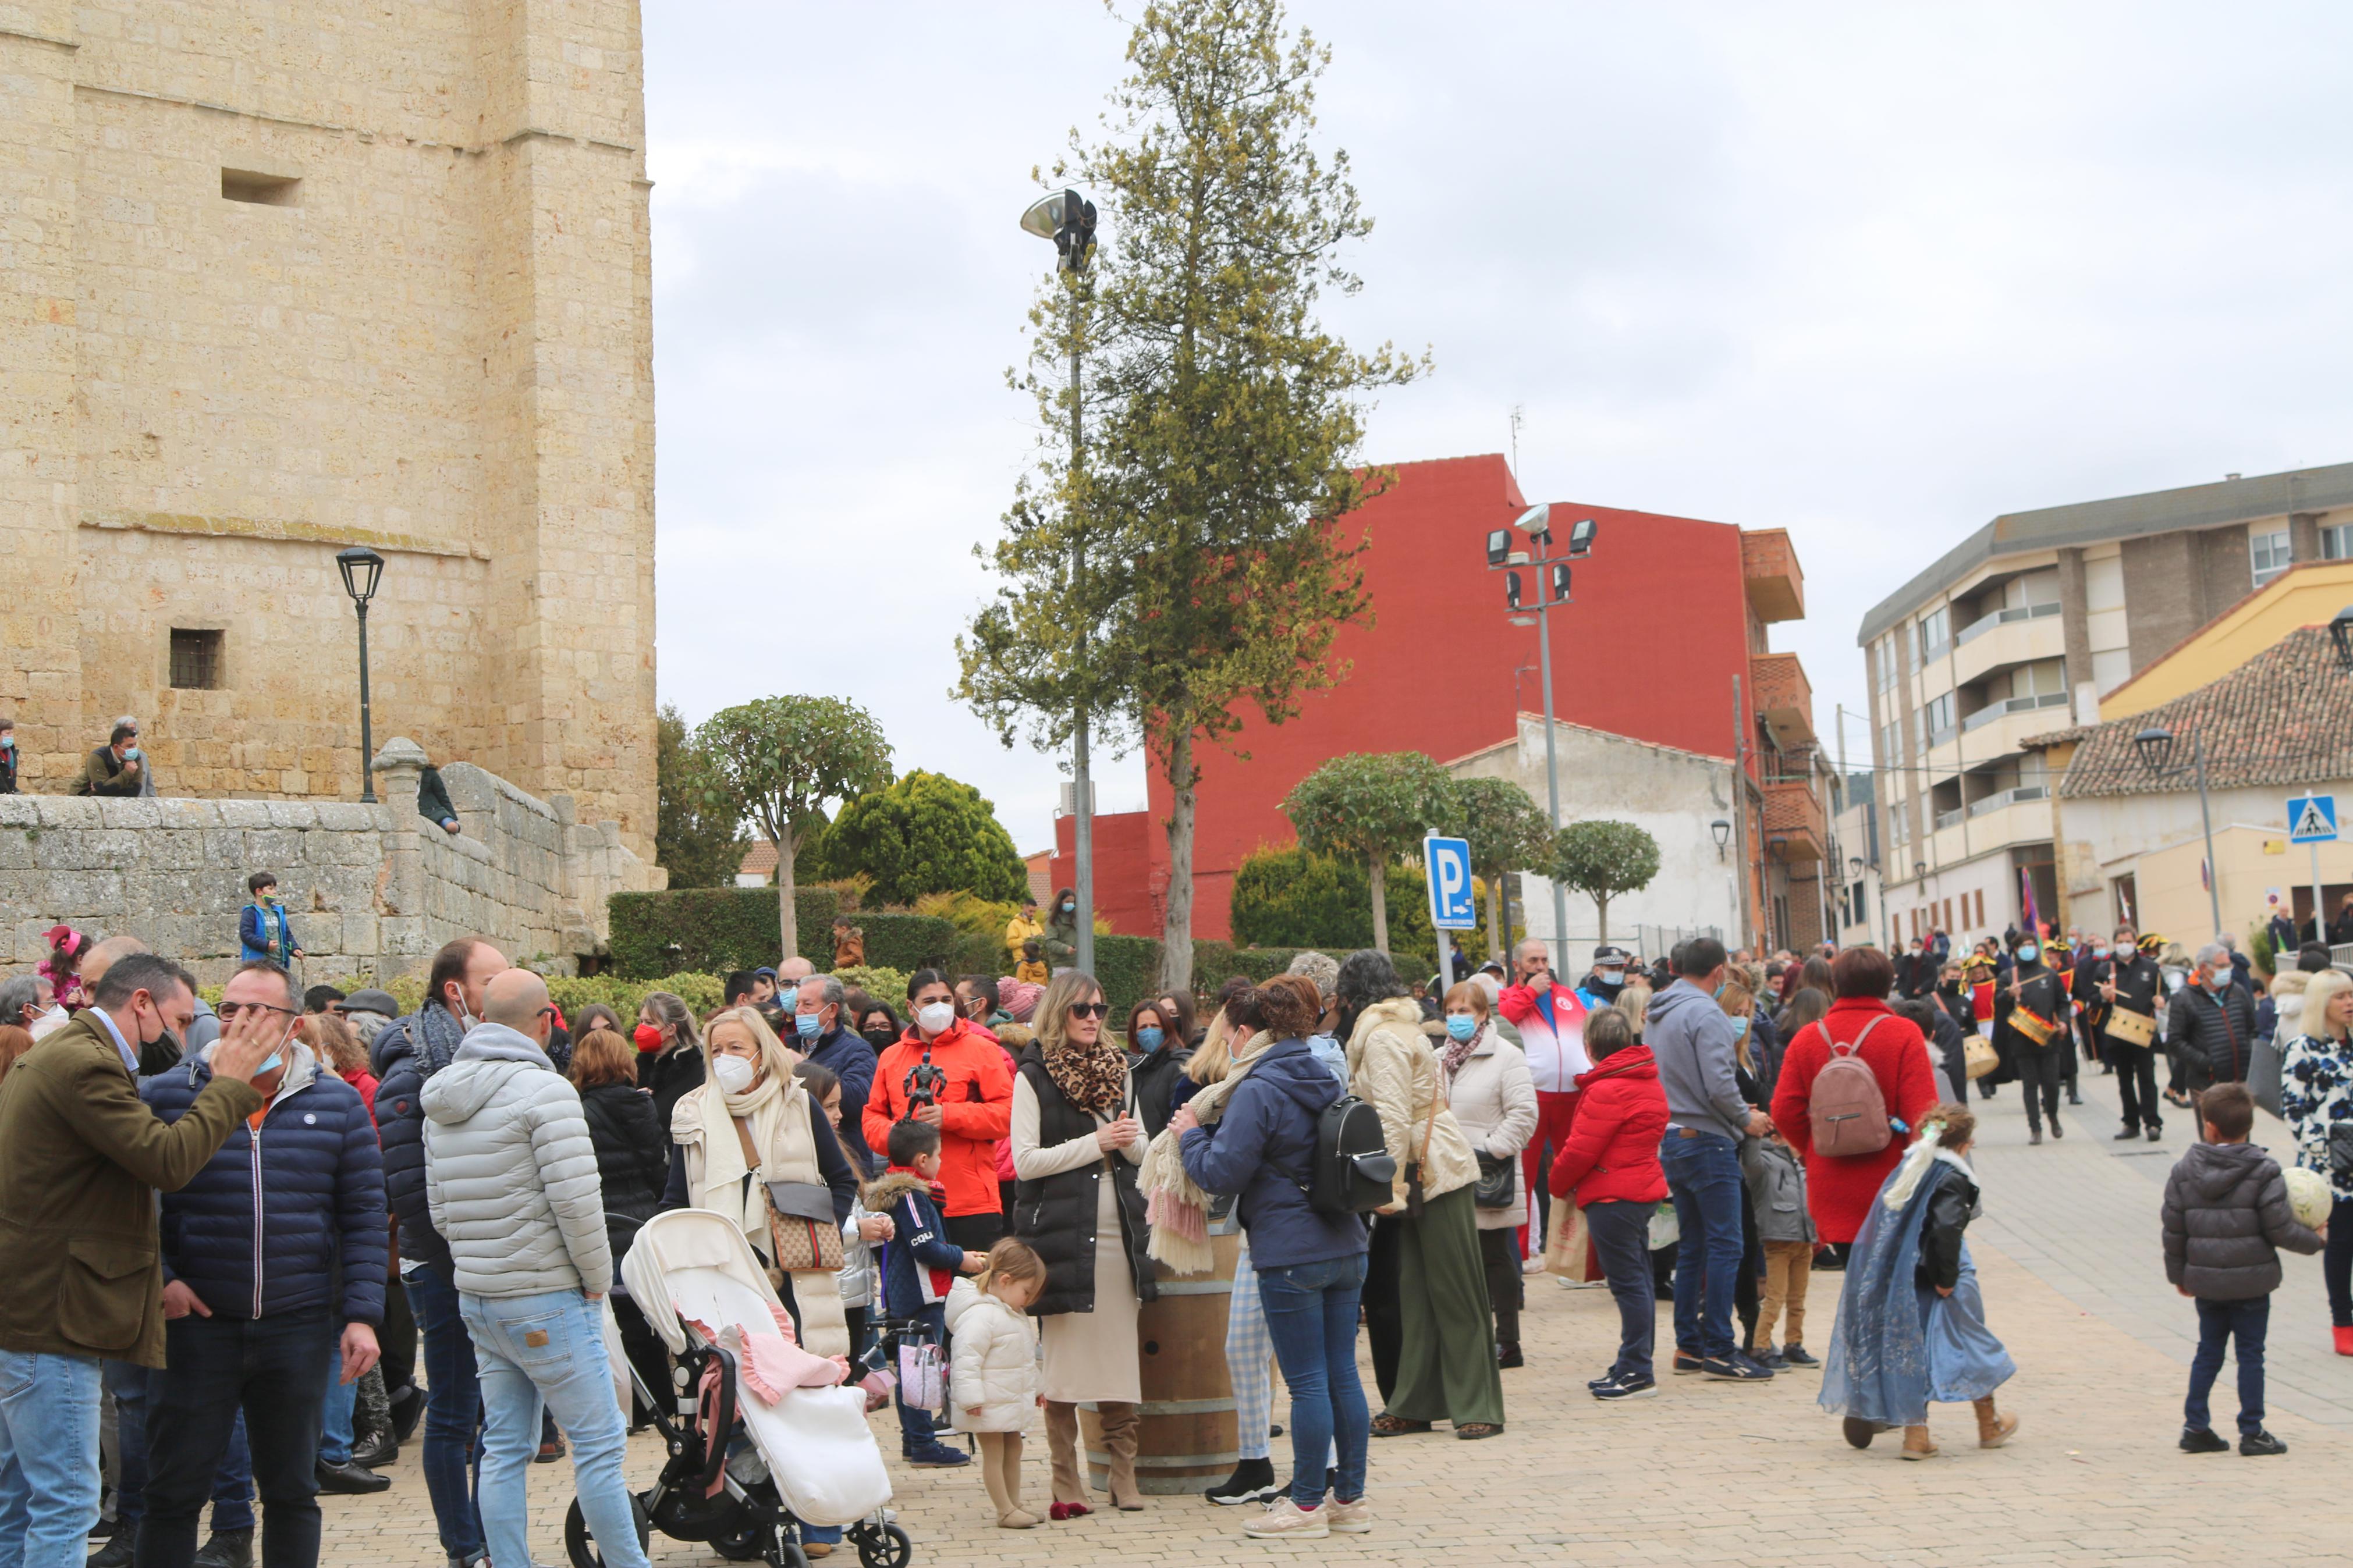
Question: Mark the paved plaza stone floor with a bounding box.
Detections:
[315,1063,2353,1567]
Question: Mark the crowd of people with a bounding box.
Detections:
[0,888,2347,1564]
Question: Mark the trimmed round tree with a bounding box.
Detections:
[1280,751,1454,955]
[1454,776,1553,961]
[823,770,1030,909]
[1550,819,1662,947]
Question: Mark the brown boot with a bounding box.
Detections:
[1043,1400,1086,1506]
[1900,1423,1937,1460]
[1098,1400,1146,1510]
[1974,1396,2018,1448]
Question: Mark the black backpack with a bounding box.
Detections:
[1308,1096,1397,1215]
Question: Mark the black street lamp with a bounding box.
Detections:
[2330,605,2353,674]
[1710,819,1731,858]
[2132,723,2222,940]
[336,546,385,803]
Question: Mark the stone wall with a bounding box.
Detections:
[0,738,662,986]
[0,0,658,853]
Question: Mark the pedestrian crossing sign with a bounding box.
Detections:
[2288,794,2338,845]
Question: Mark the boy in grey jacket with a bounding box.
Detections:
[2160,1083,2326,1457]
[1740,1132,1818,1368]
[421,970,648,1568]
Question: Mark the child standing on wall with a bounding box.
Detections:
[239,871,305,968]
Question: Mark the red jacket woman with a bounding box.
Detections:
[1769,954,1939,1243]
[1548,1044,1670,1207]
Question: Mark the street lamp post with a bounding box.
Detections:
[1021,188,1100,973]
[2133,724,2223,941]
[1488,507,1595,975]
[335,546,386,803]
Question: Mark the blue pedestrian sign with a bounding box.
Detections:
[2288,794,2338,845]
[1424,835,1478,930]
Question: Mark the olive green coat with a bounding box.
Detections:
[0,1012,262,1366]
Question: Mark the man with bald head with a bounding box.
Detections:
[420,970,643,1568]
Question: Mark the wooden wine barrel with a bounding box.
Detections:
[1080,1228,1243,1494]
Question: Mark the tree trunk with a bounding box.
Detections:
[776,826,799,964]
[1485,875,1506,961]
[1369,856,1390,955]
[1159,728,1198,995]
[1595,891,1610,946]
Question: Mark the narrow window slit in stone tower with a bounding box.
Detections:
[222,169,300,206]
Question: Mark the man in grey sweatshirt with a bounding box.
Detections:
[1645,937,1773,1381]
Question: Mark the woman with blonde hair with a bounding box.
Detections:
[1009,969,1154,1516]
[1616,981,1654,1041]
[661,1006,860,1356]
[2281,966,2353,1355]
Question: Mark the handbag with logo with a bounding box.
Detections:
[1473,1150,1517,1210]
[764,1180,846,1273]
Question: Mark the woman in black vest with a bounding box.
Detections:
[1011,970,1156,1518]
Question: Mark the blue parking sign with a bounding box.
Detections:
[1424,835,1477,930]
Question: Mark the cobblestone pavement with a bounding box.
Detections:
[315,1073,2353,1568]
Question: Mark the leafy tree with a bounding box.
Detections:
[1455,776,1553,962]
[694,696,892,962]
[1229,844,1431,957]
[1551,819,1662,945]
[824,771,1030,909]
[957,0,1418,994]
[653,704,747,891]
[1281,752,1453,955]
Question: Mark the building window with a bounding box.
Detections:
[1917,606,1950,662]
[222,168,300,206]
[1923,692,1955,740]
[2323,522,2352,560]
[169,628,223,689]
[1875,635,1900,694]
[2250,528,2291,586]
[1877,719,1901,765]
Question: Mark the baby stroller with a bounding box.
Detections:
[569,1208,912,1568]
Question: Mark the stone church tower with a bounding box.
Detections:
[0,0,658,854]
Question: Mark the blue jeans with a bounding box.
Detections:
[0,1349,101,1568]
[1583,1200,1658,1381]
[1661,1132,1745,1362]
[137,1309,333,1568]
[1255,1252,1370,1509]
[2185,1295,2269,1436]
[460,1290,647,1568]
[406,1264,485,1560]
[319,1346,356,1467]
[103,1360,254,1534]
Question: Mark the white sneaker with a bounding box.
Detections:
[1328,1496,1373,1534]
[1520,1256,1548,1276]
[1556,1275,1604,1289]
[1244,1499,1330,1539]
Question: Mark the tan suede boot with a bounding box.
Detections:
[1974,1396,2018,1448]
[1098,1400,1147,1510]
[1900,1423,1937,1460]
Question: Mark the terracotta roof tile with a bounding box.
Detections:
[2057,627,2353,799]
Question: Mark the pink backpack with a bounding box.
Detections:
[1808,1016,1891,1157]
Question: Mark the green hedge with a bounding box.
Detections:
[1190,940,1307,993]
[608,887,968,980]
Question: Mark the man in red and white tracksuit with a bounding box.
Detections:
[1499,938,1592,1260]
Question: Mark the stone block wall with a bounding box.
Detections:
[0,738,662,986]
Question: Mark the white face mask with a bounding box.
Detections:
[711,1054,757,1095]
[915,1001,957,1036]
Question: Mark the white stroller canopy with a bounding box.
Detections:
[623,1207,785,1357]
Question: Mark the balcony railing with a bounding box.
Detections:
[1935,806,1965,830]
[1960,690,2068,733]
[1967,784,2049,818]
[1955,600,2061,648]
[1925,723,1958,748]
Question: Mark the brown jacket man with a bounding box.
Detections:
[0,963,265,1368]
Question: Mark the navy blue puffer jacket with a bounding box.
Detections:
[372,1012,450,1272]
[142,1048,389,1324]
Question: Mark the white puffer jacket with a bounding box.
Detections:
[945,1276,1038,1434]
[422,1023,613,1298]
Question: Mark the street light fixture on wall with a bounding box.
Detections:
[335,546,386,803]
[2132,723,2223,940]
[1711,819,1731,859]
[2330,605,2353,674]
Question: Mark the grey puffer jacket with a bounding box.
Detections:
[2160,1139,2323,1300]
[421,1023,612,1298]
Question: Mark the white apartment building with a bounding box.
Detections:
[1857,463,2353,949]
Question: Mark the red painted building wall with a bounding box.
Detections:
[1096,454,1773,941]
[1048,809,1164,940]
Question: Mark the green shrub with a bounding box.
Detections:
[854,912,963,975]
[609,887,845,977]
[821,771,1031,906]
[835,965,911,1007]
[1189,941,1305,995]
[1228,845,1433,957]
[1091,933,1165,1020]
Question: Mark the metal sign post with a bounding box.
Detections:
[2290,793,2338,945]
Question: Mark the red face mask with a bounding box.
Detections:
[633,1023,665,1053]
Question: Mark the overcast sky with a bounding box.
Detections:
[643,2,2353,854]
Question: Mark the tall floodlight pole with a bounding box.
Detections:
[1487,506,1596,975]
[1022,189,1100,972]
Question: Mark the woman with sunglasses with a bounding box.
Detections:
[1009,971,1155,1517]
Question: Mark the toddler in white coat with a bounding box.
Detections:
[946,1238,1048,1528]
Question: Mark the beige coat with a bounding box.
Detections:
[1444,1027,1538,1229]
[1346,998,1477,1205]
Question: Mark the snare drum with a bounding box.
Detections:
[2103,1007,2157,1048]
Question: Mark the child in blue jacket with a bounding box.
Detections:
[867,1118,983,1467]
